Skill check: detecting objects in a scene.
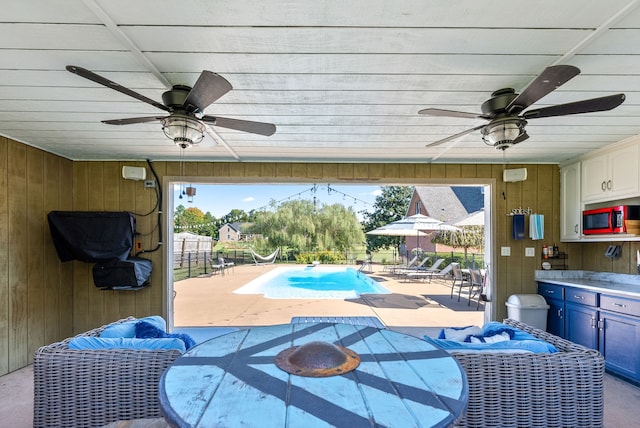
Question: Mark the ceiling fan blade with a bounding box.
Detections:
[418,108,487,120]
[201,115,276,136]
[506,65,580,114]
[183,71,233,113]
[102,116,163,125]
[66,65,170,112]
[523,93,626,119]
[512,131,530,145]
[425,124,486,147]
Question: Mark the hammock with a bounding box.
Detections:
[250,247,280,265]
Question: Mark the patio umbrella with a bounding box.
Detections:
[366,214,459,249]
[451,209,485,227]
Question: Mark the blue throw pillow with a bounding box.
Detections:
[68,337,186,352]
[135,320,196,350]
[100,316,166,338]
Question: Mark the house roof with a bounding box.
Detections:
[412,186,484,223]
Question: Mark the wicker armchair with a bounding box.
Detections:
[33,317,182,428]
[451,318,605,428]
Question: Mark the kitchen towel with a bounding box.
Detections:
[529,214,544,240]
[512,214,525,240]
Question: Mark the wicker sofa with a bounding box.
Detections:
[449,318,605,428]
[33,317,182,428]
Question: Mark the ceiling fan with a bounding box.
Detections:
[419,65,625,150]
[66,65,276,148]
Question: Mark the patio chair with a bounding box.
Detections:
[217,255,235,274]
[250,247,280,265]
[451,263,473,301]
[209,257,225,275]
[467,268,485,309]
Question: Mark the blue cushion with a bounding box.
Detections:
[424,336,558,353]
[135,320,196,350]
[68,337,186,352]
[482,321,539,341]
[100,316,166,338]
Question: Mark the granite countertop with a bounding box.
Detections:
[535,270,640,298]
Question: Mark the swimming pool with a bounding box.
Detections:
[233,265,391,299]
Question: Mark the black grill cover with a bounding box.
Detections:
[47,211,135,262]
[93,257,152,289]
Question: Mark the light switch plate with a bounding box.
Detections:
[525,247,535,257]
[501,246,511,256]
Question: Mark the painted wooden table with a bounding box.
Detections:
[159,323,468,428]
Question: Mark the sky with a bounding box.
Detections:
[173,183,384,219]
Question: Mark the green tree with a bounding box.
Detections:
[250,199,365,254]
[361,186,413,252]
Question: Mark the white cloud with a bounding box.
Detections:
[243,196,255,203]
[371,189,383,196]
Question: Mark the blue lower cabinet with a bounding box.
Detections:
[599,311,640,381]
[565,302,598,350]
[537,281,640,383]
[546,298,565,338]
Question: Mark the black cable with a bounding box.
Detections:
[135,159,162,257]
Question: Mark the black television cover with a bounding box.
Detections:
[47,211,135,263]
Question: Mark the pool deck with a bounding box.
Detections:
[173,263,484,335]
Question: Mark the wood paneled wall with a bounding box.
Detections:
[4,135,639,376]
[0,137,73,375]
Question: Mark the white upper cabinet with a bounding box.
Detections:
[560,161,582,241]
[581,143,639,203]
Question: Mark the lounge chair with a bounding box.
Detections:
[396,257,444,278]
[250,247,280,265]
[384,254,420,274]
[403,261,453,283]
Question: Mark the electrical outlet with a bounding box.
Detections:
[501,246,511,256]
[525,247,535,257]
[143,180,156,188]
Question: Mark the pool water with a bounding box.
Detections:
[233,266,391,299]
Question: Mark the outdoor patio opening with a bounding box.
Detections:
[164,180,494,330]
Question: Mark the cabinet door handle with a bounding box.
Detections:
[574,224,579,233]
[598,319,604,330]
[545,290,555,295]
[612,302,627,308]
[573,295,585,300]
[557,308,563,318]
[590,317,596,328]
[601,181,607,191]
[607,179,612,190]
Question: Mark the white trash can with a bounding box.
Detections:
[505,294,549,330]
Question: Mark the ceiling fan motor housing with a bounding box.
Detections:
[162,85,192,110]
[481,88,518,116]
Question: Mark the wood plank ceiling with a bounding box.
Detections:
[1,0,640,163]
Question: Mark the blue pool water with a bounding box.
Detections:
[233,266,391,299]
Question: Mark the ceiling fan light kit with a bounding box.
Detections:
[482,118,527,150]
[161,115,205,148]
